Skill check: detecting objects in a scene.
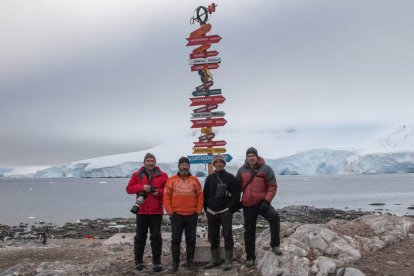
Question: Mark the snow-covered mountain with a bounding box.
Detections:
[4,124,414,177]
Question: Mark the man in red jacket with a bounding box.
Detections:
[126,153,168,272]
[236,147,282,268]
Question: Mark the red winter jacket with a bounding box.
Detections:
[126,166,168,215]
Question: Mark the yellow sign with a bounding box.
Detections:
[201,127,212,134]
[192,147,227,154]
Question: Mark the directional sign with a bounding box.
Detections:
[189,23,212,39]
[186,35,221,46]
[190,95,225,106]
[193,140,227,147]
[195,81,213,91]
[192,43,211,54]
[193,147,227,154]
[192,89,221,97]
[188,154,233,164]
[191,118,227,128]
[190,50,219,59]
[191,63,219,72]
[199,133,215,141]
[191,111,225,119]
[193,104,218,113]
[189,57,221,65]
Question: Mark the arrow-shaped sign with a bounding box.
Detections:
[191,118,227,128]
[195,81,213,91]
[190,96,225,106]
[186,35,221,46]
[192,89,221,97]
[189,57,221,65]
[193,147,227,154]
[191,63,219,72]
[188,154,233,164]
[190,51,219,59]
[192,43,211,54]
[189,23,212,39]
[193,104,218,113]
[199,133,215,141]
[191,111,225,119]
[193,140,227,147]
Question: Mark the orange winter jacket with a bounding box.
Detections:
[163,173,203,216]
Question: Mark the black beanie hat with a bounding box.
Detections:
[246,147,258,157]
[178,156,190,167]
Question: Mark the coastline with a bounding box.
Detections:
[2,205,414,275]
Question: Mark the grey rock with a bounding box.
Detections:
[337,267,365,276]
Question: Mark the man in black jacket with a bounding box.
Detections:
[203,154,241,271]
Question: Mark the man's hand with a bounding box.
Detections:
[258,200,270,212]
[143,185,151,192]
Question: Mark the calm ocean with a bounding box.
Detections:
[1,174,413,226]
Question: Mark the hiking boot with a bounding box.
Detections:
[245,259,255,267]
[153,264,163,272]
[205,248,221,269]
[272,246,283,255]
[135,263,144,271]
[221,248,233,271]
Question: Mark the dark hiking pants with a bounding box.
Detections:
[171,213,198,263]
[134,214,162,265]
[207,210,234,249]
[243,205,280,260]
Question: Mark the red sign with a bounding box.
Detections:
[199,133,215,141]
[192,43,211,54]
[193,140,227,147]
[186,35,221,46]
[189,23,212,39]
[193,104,218,113]
[190,96,225,106]
[191,63,219,72]
[195,81,213,91]
[190,51,219,59]
[191,118,227,128]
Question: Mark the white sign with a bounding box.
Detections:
[191,111,225,119]
[189,57,221,65]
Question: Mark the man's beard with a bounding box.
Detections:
[179,168,190,175]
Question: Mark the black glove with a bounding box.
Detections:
[258,200,270,212]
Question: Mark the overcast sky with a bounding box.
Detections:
[1,0,413,167]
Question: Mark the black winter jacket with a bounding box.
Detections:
[203,169,241,213]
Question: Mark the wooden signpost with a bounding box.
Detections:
[186,3,230,174]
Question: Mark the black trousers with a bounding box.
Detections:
[243,205,280,260]
[171,213,198,263]
[134,214,162,265]
[207,210,234,249]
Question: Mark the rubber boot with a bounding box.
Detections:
[204,248,221,269]
[221,248,233,271]
[168,261,179,274]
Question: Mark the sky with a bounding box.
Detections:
[1,0,414,167]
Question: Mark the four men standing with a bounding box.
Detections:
[126,147,282,273]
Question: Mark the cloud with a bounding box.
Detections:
[1,0,414,166]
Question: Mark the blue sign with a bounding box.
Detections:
[188,154,233,164]
[192,89,222,97]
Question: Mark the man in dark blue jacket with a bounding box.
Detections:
[203,154,241,271]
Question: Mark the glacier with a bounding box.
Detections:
[4,124,414,178]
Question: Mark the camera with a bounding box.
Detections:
[130,191,147,214]
[130,187,158,214]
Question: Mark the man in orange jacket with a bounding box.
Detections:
[163,156,203,273]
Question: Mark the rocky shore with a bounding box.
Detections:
[1,205,414,275]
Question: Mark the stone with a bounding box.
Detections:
[336,267,365,276]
